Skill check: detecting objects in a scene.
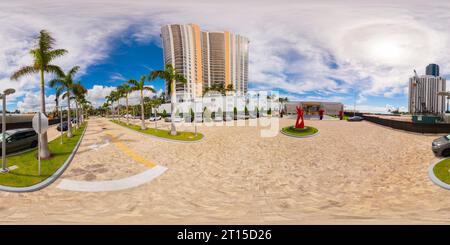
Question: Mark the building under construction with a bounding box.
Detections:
[408,65,446,116]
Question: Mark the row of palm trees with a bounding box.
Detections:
[50,66,88,137]
[105,64,186,136]
[10,30,89,158]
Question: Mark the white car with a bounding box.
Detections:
[224,115,233,121]
[123,114,133,118]
[173,117,185,123]
[149,116,161,121]
[213,117,223,122]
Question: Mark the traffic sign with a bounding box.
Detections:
[32,112,48,134]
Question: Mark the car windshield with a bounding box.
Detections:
[446,135,450,140]
[0,132,11,141]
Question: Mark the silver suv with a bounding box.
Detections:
[432,134,450,157]
[0,128,38,155]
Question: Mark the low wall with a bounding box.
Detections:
[362,115,450,134]
[0,118,63,130]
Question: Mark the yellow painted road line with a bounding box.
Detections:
[106,132,156,169]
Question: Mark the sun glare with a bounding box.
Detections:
[369,39,403,63]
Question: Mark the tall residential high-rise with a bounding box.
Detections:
[161,24,249,99]
[426,63,440,76]
[408,66,446,115]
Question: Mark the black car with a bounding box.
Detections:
[347,116,364,122]
[57,121,69,131]
[0,128,38,155]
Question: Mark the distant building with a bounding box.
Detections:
[285,101,344,116]
[160,24,249,99]
[408,66,446,115]
[426,63,440,76]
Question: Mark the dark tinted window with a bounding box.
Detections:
[10,131,36,141]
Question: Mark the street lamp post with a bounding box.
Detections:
[1,88,16,173]
[60,105,64,144]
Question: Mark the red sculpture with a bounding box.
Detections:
[338,110,344,120]
[318,109,325,120]
[295,106,305,129]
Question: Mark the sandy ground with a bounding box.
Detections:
[1,116,450,224]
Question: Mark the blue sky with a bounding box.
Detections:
[1,0,450,113]
[79,36,166,94]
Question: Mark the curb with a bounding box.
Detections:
[0,123,88,193]
[428,158,450,190]
[110,120,205,144]
[57,165,168,192]
[280,127,320,138]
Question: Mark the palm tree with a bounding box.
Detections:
[105,90,120,121]
[105,95,114,119]
[72,81,87,129]
[128,76,155,129]
[118,83,132,124]
[150,64,187,136]
[55,89,61,118]
[78,97,91,122]
[101,102,110,117]
[151,95,164,130]
[49,66,80,138]
[10,30,67,158]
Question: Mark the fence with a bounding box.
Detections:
[0,118,63,130]
[362,115,450,134]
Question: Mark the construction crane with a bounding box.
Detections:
[411,69,426,114]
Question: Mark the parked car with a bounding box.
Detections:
[0,128,38,155]
[224,115,233,121]
[164,117,171,122]
[57,121,69,131]
[173,117,184,123]
[123,114,133,118]
[432,135,450,157]
[149,116,161,121]
[213,116,223,122]
[347,116,364,122]
[71,118,77,124]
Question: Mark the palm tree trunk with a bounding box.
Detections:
[55,98,59,119]
[126,95,129,125]
[67,95,73,138]
[140,90,146,129]
[117,98,121,122]
[39,69,51,159]
[75,101,80,130]
[110,103,113,120]
[170,79,177,136]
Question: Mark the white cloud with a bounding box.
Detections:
[85,85,158,108]
[17,92,56,113]
[2,0,450,111]
[86,85,115,108]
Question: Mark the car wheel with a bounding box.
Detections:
[442,149,450,157]
[30,140,38,148]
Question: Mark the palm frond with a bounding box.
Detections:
[49,78,64,88]
[62,91,70,99]
[47,49,68,61]
[10,66,38,80]
[174,73,187,84]
[67,66,80,78]
[143,86,156,93]
[45,65,64,77]
[127,79,139,88]
[37,30,55,52]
